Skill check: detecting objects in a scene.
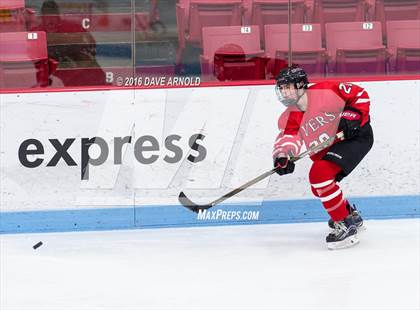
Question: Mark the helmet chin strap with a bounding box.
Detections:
[294,90,306,111]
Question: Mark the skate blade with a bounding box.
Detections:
[357,224,366,232]
[327,235,359,250]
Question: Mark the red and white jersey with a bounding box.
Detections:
[276,81,371,160]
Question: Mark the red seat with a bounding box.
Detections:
[0,0,35,32]
[313,0,369,42]
[250,0,307,41]
[200,26,265,81]
[264,23,326,77]
[325,21,387,74]
[176,0,243,65]
[0,31,56,88]
[30,12,150,33]
[375,0,420,21]
[374,0,420,40]
[386,20,420,73]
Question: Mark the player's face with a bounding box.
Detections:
[275,83,299,107]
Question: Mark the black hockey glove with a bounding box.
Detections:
[273,156,295,175]
[338,109,362,139]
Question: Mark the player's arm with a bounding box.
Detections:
[337,83,371,139]
[273,111,302,175]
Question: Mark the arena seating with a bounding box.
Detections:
[52,63,175,87]
[375,0,420,22]
[176,0,243,64]
[200,25,265,80]
[29,12,150,33]
[0,0,35,32]
[386,19,420,72]
[374,0,420,40]
[250,0,307,41]
[313,0,368,23]
[0,31,56,88]
[313,0,369,42]
[25,2,162,87]
[325,21,387,74]
[264,23,326,77]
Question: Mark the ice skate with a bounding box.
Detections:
[328,203,364,230]
[326,214,359,250]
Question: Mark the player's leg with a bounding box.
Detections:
[322,123,374,230]
[309,160,351,223]
[309,164,363,231]
[309,160,359,250]
[327,202,364,230]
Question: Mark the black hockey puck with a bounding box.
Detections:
[33,241,43,250]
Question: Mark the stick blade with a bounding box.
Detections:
[178,191,212,213]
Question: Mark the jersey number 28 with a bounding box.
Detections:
[308,133,331,150]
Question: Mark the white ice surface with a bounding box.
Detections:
[1,219,419,310]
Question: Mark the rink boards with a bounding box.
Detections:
[1,79,419,233]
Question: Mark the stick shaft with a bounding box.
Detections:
[210,169,276,206]
[208,132,344,206]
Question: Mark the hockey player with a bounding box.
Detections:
[272,66,374,250]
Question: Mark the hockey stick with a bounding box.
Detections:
[179,132,344,213]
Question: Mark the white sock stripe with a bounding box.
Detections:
[355,98,370,104]
[316,182,337,196]
[320,189,342,202]
[326,199,344,212]
[311,179,334,189]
